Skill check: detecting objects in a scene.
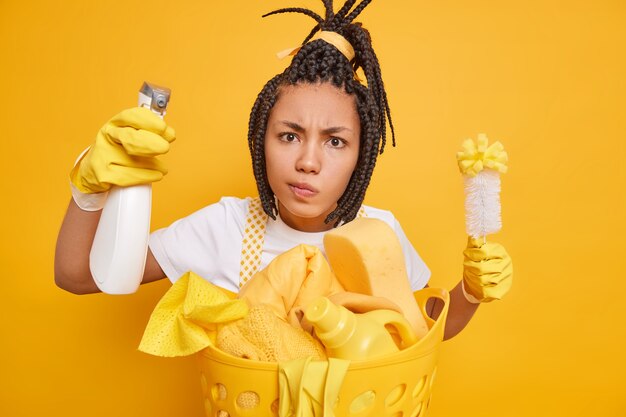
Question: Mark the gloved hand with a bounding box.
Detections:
[462,237,513,303]
[70,106,176,194]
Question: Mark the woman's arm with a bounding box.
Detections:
[54,198,166,294]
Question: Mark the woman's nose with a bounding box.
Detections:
[295,142,321,174]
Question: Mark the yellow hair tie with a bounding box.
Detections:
[277,31,355,62]
[456,133,508,177]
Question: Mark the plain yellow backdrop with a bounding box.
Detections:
[1,0,624,416]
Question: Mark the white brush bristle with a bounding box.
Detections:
[464,170,502,238]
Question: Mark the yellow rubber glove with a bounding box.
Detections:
[70,107,176,194]
[462,237,513,303]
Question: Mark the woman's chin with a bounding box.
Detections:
[277,201,335,231]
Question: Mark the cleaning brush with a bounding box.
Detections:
[456,133,508,239]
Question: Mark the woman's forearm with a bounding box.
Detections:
[54,198,103,294]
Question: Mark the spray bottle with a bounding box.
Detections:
[89,82,171,294]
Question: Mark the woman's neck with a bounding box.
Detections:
[277,202,336,233]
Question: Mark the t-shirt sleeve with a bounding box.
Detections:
[392,218,431,291]
[148,197,247,291]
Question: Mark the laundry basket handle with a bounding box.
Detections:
[413,287,450,330]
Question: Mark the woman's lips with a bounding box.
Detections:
[289,183,318,198]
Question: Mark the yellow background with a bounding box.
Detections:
[1,0,624,416]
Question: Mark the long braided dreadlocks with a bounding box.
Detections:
[248,0,395,225]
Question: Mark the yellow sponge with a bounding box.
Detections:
[323,218,429,338]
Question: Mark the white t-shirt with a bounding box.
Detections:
[149,196,430,293]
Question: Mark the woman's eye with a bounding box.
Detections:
[328,137,345,148]
[281,133,297,142]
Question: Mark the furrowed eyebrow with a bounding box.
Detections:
[322,126,352,135]
[279,120,352,135]
[279,121,305,133]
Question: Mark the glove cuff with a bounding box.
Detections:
[69,146,108,210]
[461,280,482,304]
[70,181,108,211]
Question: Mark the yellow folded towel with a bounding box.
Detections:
[139,271,248,357]
[216,304,326,362]
[239,244,344,329]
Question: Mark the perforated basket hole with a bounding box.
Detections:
[270,398,280,415]
[385,384,407,407]
[237,391,260,409]
[409,401,423,417]
[203,398,213,416]
[212,383,228,402]
[200,373,208,394]
[411,376,428,400]
[429,367,438,388]
[349,390,376,414]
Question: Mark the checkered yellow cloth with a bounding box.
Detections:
[239,198,267,288]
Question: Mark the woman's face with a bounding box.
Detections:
[264,82,361,232]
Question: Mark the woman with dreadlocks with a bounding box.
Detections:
[55,0,511,340]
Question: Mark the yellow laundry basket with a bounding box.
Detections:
[197,287,449,417]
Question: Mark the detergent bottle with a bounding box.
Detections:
[304,296,420,360]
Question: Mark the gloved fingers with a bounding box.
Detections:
[109,107,176,142]
[463,257,512,278]
[482,275,513,301]
[98,163,167,187]
[464,258,513,288]
[104,125,172,156]
[104,151,169,173]
[464,270,509,287]
[462,239,513,303]
[467,236,486,249]
[463,241,509,262]
[484,271,513,289]
[463,273,512,302]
